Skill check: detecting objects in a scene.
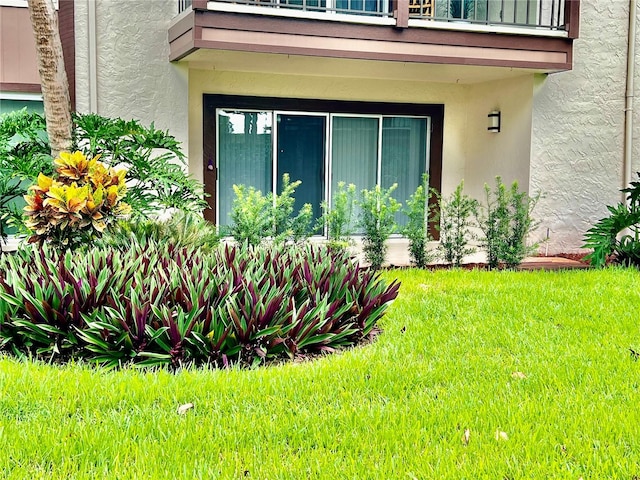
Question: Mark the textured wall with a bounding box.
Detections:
[188,68,533,196]
[74,0,189,154]
[464,76,534,202]
[531,0,633,253]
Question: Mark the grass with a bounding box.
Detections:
[1,267,640,478]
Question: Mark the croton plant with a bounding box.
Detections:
[23,151,131,249]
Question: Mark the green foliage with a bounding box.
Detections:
[273,173,314,244]
[437,180,478,267]
[403,173,436,268]
[72,113,207,217]
[583,175,640,267]
[319,181,357,251]
[0,110,207,235]
[0,243,399,368]
[230,174,315,247]
[358,184,401,270]
[477,177,539,269]
[229,185,273,247]
[98,211,220,252]
[22,151,131,250]
[0,109,53,239]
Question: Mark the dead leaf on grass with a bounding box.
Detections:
[511,371,527,379]
[177,403,194,415]
[462,428,471,445]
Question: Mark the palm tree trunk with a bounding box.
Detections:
[27,0,72,158]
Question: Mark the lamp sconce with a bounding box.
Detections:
[487,110,501,133]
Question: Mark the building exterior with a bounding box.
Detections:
[4,0,640,259]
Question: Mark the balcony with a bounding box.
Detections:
[170,0,578,75]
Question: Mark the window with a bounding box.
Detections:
[205,96,443,237]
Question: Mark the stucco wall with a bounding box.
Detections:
[188,69,533,197]
[531,0,633,253]
[464,76,534,201]
[74,0,189,154]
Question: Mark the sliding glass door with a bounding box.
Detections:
[216,108,430,233]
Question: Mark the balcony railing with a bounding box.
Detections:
[410,0,566,30]
[179,0,567,31]
[178,0,192,13]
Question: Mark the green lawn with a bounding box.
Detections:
[1,268,639,479]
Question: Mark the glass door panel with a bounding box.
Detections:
[381,116,429,227]
[331,116,378,193]
[331,115,379,234]
[217,110,272,228]
[276,114,327,223]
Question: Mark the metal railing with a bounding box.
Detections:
[178,0,193,13]
[213,0,395,18]
[409,0,566,30]
[200,0,567,30]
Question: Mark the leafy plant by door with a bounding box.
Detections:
[477,177,540,269]
[437,180,477,267]
[583,174,640,267]
[358,184,401,270]
[403,173,436,268]
[318,181,357,251]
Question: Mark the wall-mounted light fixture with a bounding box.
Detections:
[487,110,501,133]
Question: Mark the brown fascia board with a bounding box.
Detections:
[195,11,573,53]
[176,10,573,71]
[169,10,196,42]
[0,82,41,93]
[169,11,197,61]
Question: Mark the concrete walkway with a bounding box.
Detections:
[517,256,590,271]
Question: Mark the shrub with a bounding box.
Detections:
[72,113,207,217]
[23,151,131,250]
[358,184,401,270]
[229,184,273,247]
[0,109,53,240]
[0,110,207,227]
[437,181,478,267]
[403,174,436,268]
[583,174,640,267]
[477,177,539,269]
[0,243,400,369]
[229,174,315,247]
[272,174,315,244]
[97,211,220,252]
[318,181,357,251]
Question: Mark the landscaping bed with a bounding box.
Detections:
[1,267,639,479]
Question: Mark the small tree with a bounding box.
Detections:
[273,173,314,245]
[318,181,357,250]
[230,174,314,247]
[403,173,436,268]
[477,177,539,269]
[438,181,478,267]
[23,151,131,250]
[358,184,401,270]
[229,184,272,247]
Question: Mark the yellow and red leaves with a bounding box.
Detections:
[55,150,95,181]
[23,151,131,248]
